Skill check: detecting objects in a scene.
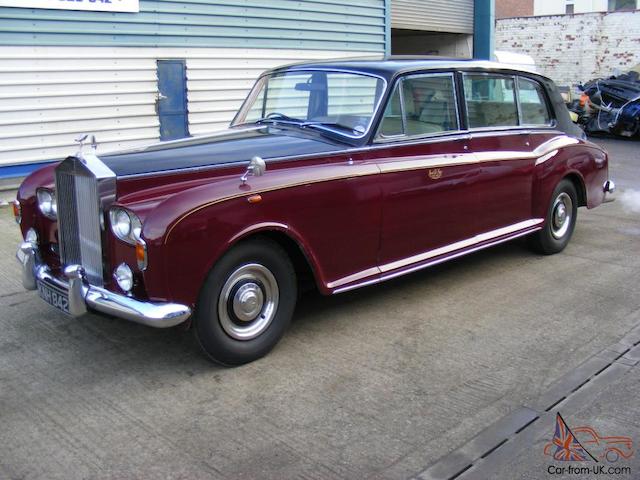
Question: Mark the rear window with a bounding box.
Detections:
[464,74,519,128]
[517,77,551,125]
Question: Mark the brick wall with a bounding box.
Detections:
[496,0,534,19]
[495,11,640,85]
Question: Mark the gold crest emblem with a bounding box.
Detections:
[428,168,443,180]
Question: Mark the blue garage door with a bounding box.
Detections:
[157,60,189,141]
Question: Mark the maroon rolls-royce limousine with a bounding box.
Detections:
[14,58,615,365]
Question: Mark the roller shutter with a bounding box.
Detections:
[392,0,475,34]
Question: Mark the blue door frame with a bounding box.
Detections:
[157,59,189,141]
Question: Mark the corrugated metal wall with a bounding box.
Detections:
[0,0,387,168]
[392,0,474,34]
[0,0,386,52]
[0,47,374,165]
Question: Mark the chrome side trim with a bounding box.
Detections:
[379,219,544,273]
[532,136,579,156]
[326,266,381,289]
[535,149,559,166]
[378,152,477,173]
[331,219,544,294]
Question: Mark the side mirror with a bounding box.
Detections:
[240,156,266,185]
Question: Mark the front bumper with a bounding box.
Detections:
[16,241,191,328]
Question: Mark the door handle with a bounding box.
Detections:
[155,92,167,114]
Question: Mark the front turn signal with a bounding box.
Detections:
[12,200,21,224]
[136,238,148,271]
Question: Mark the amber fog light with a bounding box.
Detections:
[114,263,134,293]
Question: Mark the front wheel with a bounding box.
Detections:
[194,239,297,366]
[528,179,578,255]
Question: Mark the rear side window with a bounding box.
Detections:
[377,73,459,139]
[517,77,551,125]
[464,74,519,128]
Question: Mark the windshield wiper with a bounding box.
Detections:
[255,112,302,125]
[254,115,361,137]
[301,121,360,135]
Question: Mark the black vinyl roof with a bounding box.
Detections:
[268,56,545,82]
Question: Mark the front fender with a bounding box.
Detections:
[140,161,367,305]
[143,199,327,306]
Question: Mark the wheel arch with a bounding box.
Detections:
[563,171,587,207]
[226,223,326,295]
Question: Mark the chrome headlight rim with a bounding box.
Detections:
[109,207,142,245]
[36,188,57,220]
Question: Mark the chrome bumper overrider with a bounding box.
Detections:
[603,180,616,194]
[603,180,616,203]
[16,241,191,328]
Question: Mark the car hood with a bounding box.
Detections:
[101,125,345,177]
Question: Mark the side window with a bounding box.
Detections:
[402,74,458,135]
[518,77,551,125]
[464,74,519,128]
[377,73,458,139]
[378,83,404,137]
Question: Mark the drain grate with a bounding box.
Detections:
[411,325,640,480]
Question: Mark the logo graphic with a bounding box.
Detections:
[543,413,634,463]
[428,168,443,180]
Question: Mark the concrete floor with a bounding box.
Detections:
[0,137,638,480]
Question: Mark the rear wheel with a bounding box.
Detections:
[528,179,578,255]
[195,239,297,366]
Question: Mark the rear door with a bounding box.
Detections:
[463,73,537,232]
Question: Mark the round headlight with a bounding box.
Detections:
[111,209,132,238]
[109,207,143,245]
[36,188,57,220]
[114,263,134,293]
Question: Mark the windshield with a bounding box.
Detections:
[232,70,386,138]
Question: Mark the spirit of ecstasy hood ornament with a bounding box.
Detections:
[75,133,98,155]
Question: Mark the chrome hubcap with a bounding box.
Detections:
[218,264,279,340]
[232,283,264,322]
[551,192,573,239]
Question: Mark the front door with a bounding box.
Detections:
[157,60,189,141]
[371,72,482,272]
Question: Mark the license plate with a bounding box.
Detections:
[37,280,70,315]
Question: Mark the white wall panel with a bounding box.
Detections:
[0,46,372,166]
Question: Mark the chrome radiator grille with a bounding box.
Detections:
[55,154,116,287]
